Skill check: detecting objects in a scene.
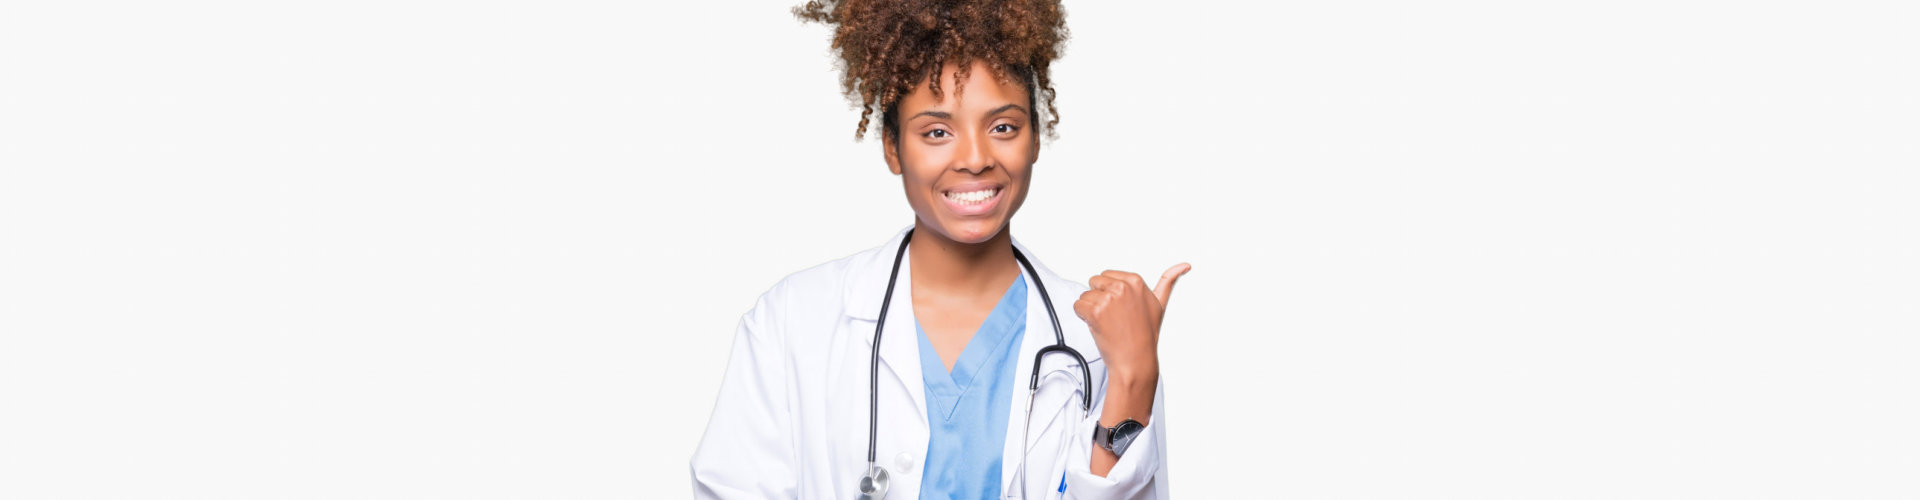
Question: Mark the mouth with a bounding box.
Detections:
[939,184,1003,216]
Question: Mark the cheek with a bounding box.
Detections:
[897,154,945,207]
[1007,170,1033,211]
[899,145,946,181]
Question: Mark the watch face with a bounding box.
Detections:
[1109,419,1145,455]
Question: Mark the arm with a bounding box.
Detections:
[690,285,796,499]
[1066,264,1190,498]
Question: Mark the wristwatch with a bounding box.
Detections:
[1092,418,1145,457]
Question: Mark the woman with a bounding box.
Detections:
[690,1,1184,498]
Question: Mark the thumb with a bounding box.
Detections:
[1152,262,1191,307]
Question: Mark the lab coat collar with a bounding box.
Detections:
[843,225,915,323]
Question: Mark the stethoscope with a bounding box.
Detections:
[858,228,1093,500]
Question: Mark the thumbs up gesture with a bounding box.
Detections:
[1074,263,1191,384]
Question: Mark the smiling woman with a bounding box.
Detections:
[689,1,1185,499]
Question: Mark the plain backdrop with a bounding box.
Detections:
[2,0,1917,498]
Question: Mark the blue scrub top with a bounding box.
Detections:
[914,273,1027,499]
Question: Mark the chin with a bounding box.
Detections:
[932,218,1007,245]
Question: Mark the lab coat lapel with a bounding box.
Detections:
[846,226,929,429]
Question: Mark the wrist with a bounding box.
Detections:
[1108,359,1158,395]
[1100,361,1157,426]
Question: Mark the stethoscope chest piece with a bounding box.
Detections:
[857,464,889,500]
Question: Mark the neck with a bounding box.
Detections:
[908,220,1019,297]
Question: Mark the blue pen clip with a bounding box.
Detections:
[1058,473,1067,493]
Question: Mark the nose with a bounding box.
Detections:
[952,132,993,175]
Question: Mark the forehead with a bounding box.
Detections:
[897,61,1031,112]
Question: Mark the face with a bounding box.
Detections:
[884,60,1040,245]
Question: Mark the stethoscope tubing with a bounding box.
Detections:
[868,228,914,464]
[1011,247,1093,413]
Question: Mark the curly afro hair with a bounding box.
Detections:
[793,0,1068,141]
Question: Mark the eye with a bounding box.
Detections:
[923,129,951,139]
[992,124,1019,134]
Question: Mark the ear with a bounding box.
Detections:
[883,130,903,175]
[1027,130,1041,165]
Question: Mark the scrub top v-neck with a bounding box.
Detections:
[914,272,1028,499]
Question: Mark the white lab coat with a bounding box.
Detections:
[691,226,1169,499]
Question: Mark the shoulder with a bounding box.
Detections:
[1034,266,1089,296]
[745,233,902,320]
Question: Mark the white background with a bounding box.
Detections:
[2,0,1916,498]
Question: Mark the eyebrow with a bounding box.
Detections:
[908,104,1031,122]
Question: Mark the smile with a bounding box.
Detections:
[943,187,1000,205]
[939,184,1004,216]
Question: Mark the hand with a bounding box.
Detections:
[1073,263,1190,384]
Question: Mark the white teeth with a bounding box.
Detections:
[944,188,998,205]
